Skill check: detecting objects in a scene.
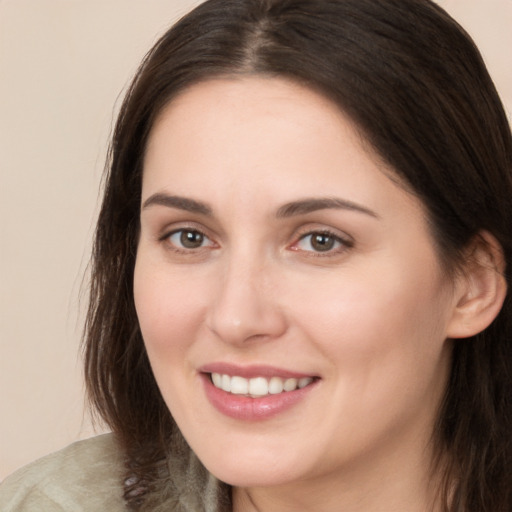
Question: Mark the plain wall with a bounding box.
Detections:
[1,0,511,480]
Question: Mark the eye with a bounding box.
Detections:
[294,231,351,254]
[167,229,214,250]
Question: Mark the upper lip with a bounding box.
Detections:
[199,362,317,380]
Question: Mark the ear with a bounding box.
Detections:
[447,231,507,339]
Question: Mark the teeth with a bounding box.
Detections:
[221,374,231,392]
[268,376,284,394]
[211,372,222,388]
[248,377,268,397]
[283,378,298,391]
[298,377,312,389]
[210,373,313,396]
[231,376,248,395]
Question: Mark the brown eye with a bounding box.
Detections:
[168,229,210,249]
[310,233,336,252]
[295,231,348,253]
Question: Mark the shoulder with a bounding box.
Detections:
[0,434,126,512]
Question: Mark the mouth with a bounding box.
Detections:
[200,365,320,420]
[209,373,315,398]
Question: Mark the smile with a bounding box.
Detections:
[210,373,314,397]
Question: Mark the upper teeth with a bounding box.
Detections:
[211,373,313,397]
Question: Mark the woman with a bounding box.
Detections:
[1,0,511,511]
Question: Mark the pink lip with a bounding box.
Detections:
[199,366,319,421]
[199,362,314,379]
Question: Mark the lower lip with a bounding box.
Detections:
[201,374,318,421]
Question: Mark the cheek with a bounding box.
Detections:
[133,259,206,359]
[133,260,210,420]
[291,259,453,381]
[294,269,453,444]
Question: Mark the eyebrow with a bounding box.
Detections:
[142,193,378,219]
[142,193,212,216]
[276,197,379,219]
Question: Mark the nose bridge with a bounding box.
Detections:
[207,245,286,345]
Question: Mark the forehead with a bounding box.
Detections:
[145,78,373,177]
[142,76,420,219]
[147,77,353,153]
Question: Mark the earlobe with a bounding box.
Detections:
[447,231,507,339]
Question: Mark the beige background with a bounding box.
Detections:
[0,0,511,480]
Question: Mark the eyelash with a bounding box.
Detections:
[160,227,353,257]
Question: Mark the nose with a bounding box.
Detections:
[206,256,288,345]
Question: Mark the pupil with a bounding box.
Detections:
[180,230,203,248]
[312,233,334,251]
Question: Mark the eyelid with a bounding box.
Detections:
[158,220,211,240]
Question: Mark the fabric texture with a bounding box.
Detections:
[0,434,230,512]
[0,434,126,511]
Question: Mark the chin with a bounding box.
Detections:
[207,464,293,488]
[195,445,310,488]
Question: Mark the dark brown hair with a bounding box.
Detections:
[84,0,512,510]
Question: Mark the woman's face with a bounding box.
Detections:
[135,77,458,489]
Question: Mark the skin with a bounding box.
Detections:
[134,77,466,512]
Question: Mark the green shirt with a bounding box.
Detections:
[0,433,229,512]
[0,434,125,511]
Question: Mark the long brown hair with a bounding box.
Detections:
[84,0,512,510]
